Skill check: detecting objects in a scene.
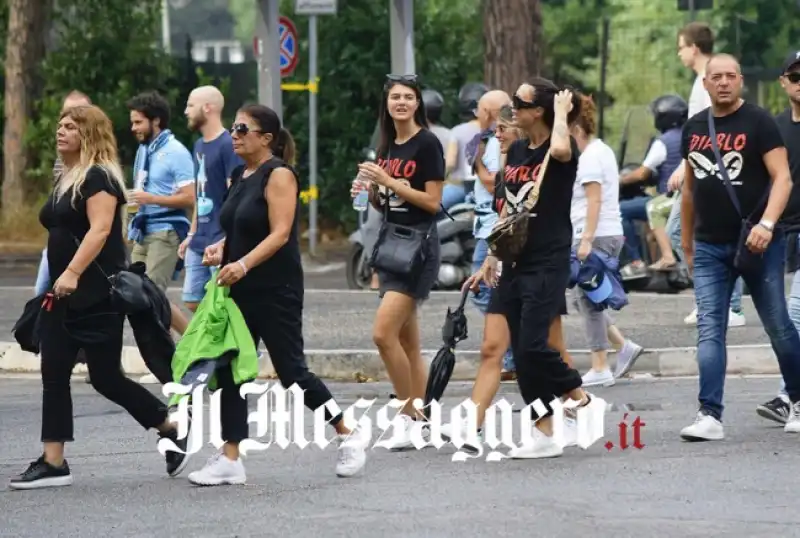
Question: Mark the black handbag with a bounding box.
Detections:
[707,109,771,274]
[369,157,434,277]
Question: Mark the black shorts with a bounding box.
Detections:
[378,227,440,302]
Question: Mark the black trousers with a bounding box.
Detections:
[220,286,344,443]
[488,264,583,419]
[40,298,168,442]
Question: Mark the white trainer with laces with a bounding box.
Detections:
[680,411,724,441]
[336,426,370,477]
[188,452,247,486]
[784,401,800,433]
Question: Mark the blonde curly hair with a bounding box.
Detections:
[56,105,126,208]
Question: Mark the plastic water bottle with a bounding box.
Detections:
[352,183,369,212]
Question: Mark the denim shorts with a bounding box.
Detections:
[182,248,213,303]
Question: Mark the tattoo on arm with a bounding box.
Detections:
[553,123,569,139]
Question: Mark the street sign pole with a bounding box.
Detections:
[295,0,336,257]
[257,0,283,123]
[308,14,319,256]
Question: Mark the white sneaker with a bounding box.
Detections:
[784,401,800,433]
[728,310,746,327]
[582,368,615,387]
[684,308,745,327]
[508,426,563,459]
[139,373,159,384]
[188,452,246,486]
[680,411,724,441]
[440,420,484,453]
[335,426,370,478]
[376,414,423,451]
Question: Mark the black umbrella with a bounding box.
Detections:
[423,286,471,418]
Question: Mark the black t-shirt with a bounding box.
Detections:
[39,166,127,309]
[495,137,579,269]
[219,158,303,296]
[681,102,784,244]
[375,129,445,226]
[775,108,800,229]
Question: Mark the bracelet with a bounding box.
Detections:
[66,267,81,277]
[237,259,248,275]
[187,232,195,238]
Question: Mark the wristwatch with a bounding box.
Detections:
[758,219,775,232]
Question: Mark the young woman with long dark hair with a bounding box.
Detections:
[10,105,190,489]
[353,75,445,450]
[190,104,370,485]
[470,79,605,459]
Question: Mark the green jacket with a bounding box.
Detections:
[170,280,259,405]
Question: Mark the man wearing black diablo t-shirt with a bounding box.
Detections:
[679,54,800,441]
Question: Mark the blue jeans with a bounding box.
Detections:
[666,191,744,312]
[34,249,50,295]
[181,248,214,303]
[442,183,467,211]
[694,235,800,418]
[471,238,514,371]
[778,236,800,398]
[620,196,649,262]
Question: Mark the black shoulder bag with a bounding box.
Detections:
[368,153,434,277]
[707,109,771,274]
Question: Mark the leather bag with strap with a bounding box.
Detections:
[486,149,552,263]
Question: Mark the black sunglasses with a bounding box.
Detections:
[785,72,800,84]
[512,94,540,110]
[231,123,262,135]
[384,74,419,88]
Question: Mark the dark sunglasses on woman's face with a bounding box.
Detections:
[785,72,800,84]
[231,123,262,135]
[512,95,539,110]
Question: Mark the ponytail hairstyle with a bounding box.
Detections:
[238,103,297,165]
[573,92,597,137]
[274,127,296,166]
[527,77,582,129]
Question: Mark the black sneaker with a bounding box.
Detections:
[159,409,193,477]
[756,396,790,424]
[9,456,73,490]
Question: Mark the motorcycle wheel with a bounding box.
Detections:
[346,244,371,290]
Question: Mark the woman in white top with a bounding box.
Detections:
[570,94,643,387]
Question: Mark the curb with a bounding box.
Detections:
[0,341,779,380]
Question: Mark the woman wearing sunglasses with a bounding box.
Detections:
[187,104,370,485]
[469,79,604,459]
[352,74,445,450]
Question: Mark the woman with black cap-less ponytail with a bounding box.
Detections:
[466,78,606,460]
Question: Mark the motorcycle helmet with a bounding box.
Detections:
[650,95,689,133]
[457,82,490,120]
[422,89,445,124]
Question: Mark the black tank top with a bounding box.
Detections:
[219,157,303,295]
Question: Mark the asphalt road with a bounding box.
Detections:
[1,376,796,537]
[0,269,780,351]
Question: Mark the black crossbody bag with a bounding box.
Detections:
[369,152,435,277]
[706,108,771,274]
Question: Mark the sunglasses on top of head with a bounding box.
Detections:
[231,123,262,135]
[384,74,419,88]
[785,72,800,84]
